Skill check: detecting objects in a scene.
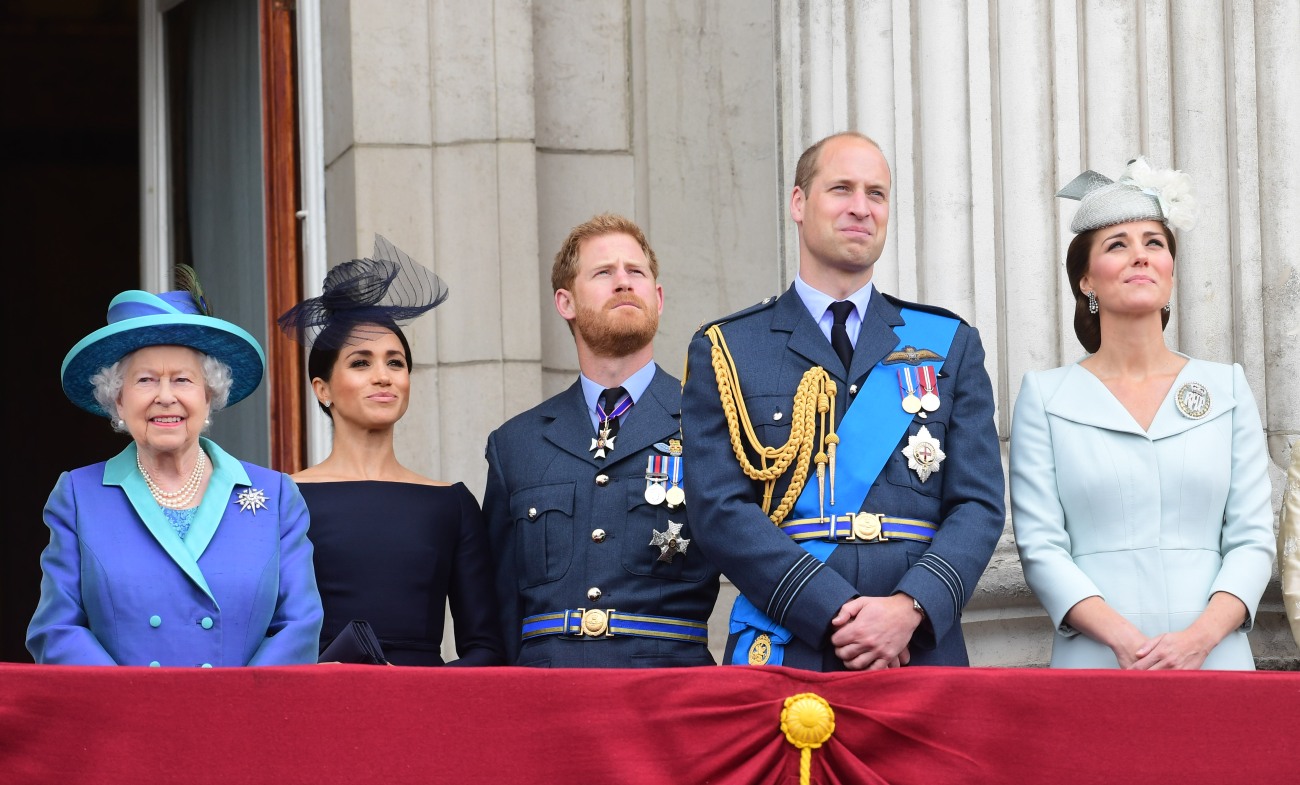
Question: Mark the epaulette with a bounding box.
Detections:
[692,294,781,336]
[881,292,970,327]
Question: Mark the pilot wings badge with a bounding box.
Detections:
[883,345,945,366]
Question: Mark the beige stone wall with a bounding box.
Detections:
[316,0,1298,667]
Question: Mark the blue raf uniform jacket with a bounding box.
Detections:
[681,286,1004,669]
[27,438,324,667]
[484,365,721,667]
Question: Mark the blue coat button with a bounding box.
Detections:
[149,661,160,667]
[201,617,214,630]
[149,615,162,628]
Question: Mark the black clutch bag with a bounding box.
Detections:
[319,619,389,665]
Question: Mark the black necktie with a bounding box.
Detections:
[829,300,855,372]
[598,386,630,442]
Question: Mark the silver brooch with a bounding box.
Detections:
[235,488,269,515]
[1175,382,1211,419]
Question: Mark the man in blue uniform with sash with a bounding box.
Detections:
[682,133,1004,670]
[485,213,720,667]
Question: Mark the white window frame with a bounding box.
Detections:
[295,0,332,465]
[138,0,331,464]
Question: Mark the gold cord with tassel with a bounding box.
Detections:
[706,324,838,526]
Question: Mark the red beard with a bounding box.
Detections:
[574,293,659,357]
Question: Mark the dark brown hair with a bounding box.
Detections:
[1065,225,1176,353]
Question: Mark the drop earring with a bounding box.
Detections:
[1086,290,1098,314]
[1163,300,1171,313]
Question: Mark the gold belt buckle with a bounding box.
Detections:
[577,608,613,638]
[847,512,886,543]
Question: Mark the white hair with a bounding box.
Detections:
[92,350,234,433]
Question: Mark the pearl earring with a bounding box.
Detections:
[204,417,211,427]
[1086,291,1098,314]
[114,418,125,429]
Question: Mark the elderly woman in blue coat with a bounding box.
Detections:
[27,267,323,667]
[1010,159,1275,670]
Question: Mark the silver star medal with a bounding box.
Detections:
[235,487,269,515]
[901,425,945,483]
[590,426,616,459]
[649,520,690,563]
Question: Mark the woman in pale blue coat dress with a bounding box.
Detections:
[1010,158,1275,670]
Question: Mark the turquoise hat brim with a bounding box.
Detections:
[62,306,266,418]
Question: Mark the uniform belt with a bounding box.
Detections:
[521,609,708,644]
[778,513,937,543]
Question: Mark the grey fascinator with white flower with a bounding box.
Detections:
[1056,156,1196,235]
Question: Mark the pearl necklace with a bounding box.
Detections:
[137,449,207,509]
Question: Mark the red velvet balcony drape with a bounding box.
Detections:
[2,663,1296,784]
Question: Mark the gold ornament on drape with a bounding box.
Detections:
[780,692,836,785]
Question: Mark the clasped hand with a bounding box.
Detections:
[829,594,921,670]
[1122,630,1212,671]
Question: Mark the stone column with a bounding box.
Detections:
[320,0,541,491]
[1255,0,1300,469]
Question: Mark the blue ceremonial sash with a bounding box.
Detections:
[729,308,960,665]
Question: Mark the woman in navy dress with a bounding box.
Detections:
[279,236,503,666]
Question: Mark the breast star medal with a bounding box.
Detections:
[649,520,690,563]
[1175,381,1211,419]
[235,487,269,515]
[901,425,945,483]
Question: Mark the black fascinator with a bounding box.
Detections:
[278,234,449,351]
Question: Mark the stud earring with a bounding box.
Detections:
[323,400,331,408]
[114,418,125,429]
[1086,290,1098,315]
[204,417,212,427]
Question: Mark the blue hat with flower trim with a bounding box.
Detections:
[61,268,266,417]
